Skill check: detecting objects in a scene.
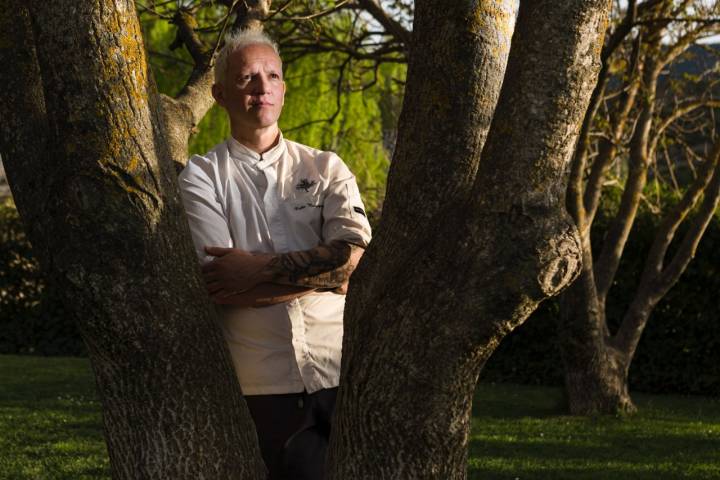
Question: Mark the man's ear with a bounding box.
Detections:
[211,83,225,107]
[281,80,286,106]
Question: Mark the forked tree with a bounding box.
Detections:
[560,0,720,414]
[0,0,609,478]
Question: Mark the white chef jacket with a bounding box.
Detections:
[178,133,372,395]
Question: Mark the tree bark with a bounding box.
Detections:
[558,257,636,414]
[328,0,609,478]
[0,2,265,478]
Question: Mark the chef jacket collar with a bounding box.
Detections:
[227,131,286,170]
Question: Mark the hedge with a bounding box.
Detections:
[482,199,720,396]
[0,199,85,356]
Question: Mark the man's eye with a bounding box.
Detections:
[270,73,280,79]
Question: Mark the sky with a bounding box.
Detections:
[618,0,720,44]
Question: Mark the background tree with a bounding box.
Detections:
[560,0,720,414]
[0,0,611,479]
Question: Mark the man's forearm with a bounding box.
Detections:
[215,283,315,307]
[201,241,364,300]
[263,240,363,289]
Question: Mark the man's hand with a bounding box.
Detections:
[202,246,274,300]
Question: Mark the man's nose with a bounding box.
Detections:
[253,74,271,94]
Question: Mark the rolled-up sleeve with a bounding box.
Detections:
[321,158,372,247]
[178,155,233,264]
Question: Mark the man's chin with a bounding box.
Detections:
[238,116,281,131]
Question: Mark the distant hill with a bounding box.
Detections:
[672,43,719,77]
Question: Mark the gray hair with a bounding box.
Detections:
[214,30,281,85]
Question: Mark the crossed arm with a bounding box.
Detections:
[202,240,364,307]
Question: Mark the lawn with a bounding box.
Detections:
[1,355,718,479]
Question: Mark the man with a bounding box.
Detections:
[178,30,372,479]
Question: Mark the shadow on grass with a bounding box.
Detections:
[472,382,567,419]
[468,382,720,479]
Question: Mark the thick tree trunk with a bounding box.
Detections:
[558,261,636,414]
[0,2,265,478]
[328,0,610,478]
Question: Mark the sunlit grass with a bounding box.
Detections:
[469,383,720,479]
[0,356,108,479]
[2,355,719,479]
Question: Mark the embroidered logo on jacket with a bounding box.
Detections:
[295,178,317,192]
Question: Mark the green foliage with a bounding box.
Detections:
[278,57,404,213]
[0,199,84,356]
[140,12,400,214]
[2,354,719,479]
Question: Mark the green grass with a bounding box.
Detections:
[1,355,719,479]
[0,356,108,479]
[469,384,720,479]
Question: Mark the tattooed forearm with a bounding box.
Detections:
[263,241,361,289]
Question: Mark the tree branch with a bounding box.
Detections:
[593,55,661,304]
[648,99,720,160]
[170,9,210,66]
[634,16,720,25]
[356,0,411,50]
[613,143,720,357]
[583,77,641,229]
[567,1,642,233]
[269,0,352,22]
[644,142,720,280]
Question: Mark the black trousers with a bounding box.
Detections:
[244,388,338,480]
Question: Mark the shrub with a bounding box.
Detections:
[0,198,84,356]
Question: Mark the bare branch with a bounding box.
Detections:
[658,155,720,292]
[644,143,720,279]
[648,100,720,160]
[356,0,411,49]
[270,0,352,22]
[584,78,641,229]
[634,16,720,25]
[612,143,720,357]
[567,2,642,233]
[593,54,662,304]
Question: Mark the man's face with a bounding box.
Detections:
[213,43,286,132]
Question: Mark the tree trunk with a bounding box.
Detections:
[558,260,636,414]
[0,2,265,478]
[328,0,610,478]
